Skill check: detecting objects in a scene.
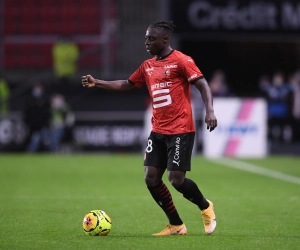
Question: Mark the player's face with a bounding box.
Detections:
[145,28,167,56]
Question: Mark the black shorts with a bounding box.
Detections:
[144,131,195,171]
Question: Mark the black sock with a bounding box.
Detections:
[177,178,209,210]
[147,181,183,225]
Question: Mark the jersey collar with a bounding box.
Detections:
[156,50,174,61]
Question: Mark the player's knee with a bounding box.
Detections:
[168,172,185,190]
[144,166,163,186]
[144,173,159,186]
[169,179,182,190]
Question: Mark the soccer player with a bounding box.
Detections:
[81,20,217,236]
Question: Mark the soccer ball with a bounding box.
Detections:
[82,210,112,236]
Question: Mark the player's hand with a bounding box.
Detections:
[81,75,96,88]
[205,111,217,132]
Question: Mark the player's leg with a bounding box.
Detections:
[145,166,184,225]
[168,170,216,234]
[145,166,187,236]
[168,170,209,210]
[144,132,186,236]
[166,132,216,235]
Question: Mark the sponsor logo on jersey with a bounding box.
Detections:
[151,81,172,90]
[165,70,169,76]
[188,73,197,81]
[146,67,154,76]
[164,65,177,69]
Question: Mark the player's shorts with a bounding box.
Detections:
[144,131,195,171]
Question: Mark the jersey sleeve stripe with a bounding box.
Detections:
[128,79,136,85]
[190,76,204,84]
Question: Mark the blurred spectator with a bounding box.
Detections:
[0,77,10,116]
[209,70,233,97]
[266,72,293,143]
[24,83,51,152]
[258,74,271,98]
[289,71,300,141]
[50,94,75,153]
[291,70,300,120]
[52,36,79,94]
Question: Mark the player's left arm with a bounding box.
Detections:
[194,78,217,132]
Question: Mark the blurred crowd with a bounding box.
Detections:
[258,70,300,144]
[208,70,235,98]
[206,69,300,144]
[23,83,75,153]
[1,64,300,152]
[21,36,78,153]
[191,69,300,145]
[0,36,78,153]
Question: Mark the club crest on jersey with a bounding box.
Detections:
[165,70,169,76]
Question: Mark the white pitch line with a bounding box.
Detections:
[207,157,300,185]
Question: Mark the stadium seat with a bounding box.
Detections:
[4,23,15,34]
[20,0,36,6]
[21,7,36,20]
[20,23,37,34]
[4,0,117,69]
[4,8,17,21]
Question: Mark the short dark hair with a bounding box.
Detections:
[149,20,176,34]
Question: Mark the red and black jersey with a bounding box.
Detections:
[129,50,203,134]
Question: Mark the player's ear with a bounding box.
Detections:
[163,34,169,44]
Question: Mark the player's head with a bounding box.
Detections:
[145,20,175,56]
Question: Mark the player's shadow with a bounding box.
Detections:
[107,233,300,239]
[106,233,206,238]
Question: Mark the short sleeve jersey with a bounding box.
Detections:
[129,50,203,135]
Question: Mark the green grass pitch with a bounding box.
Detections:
[0,154,299,250]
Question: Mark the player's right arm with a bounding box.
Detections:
[81,75,136,92]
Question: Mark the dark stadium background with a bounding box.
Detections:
[0,0,299,154]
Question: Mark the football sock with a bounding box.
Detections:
[176,178,209,210]
[147,181,183,225]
